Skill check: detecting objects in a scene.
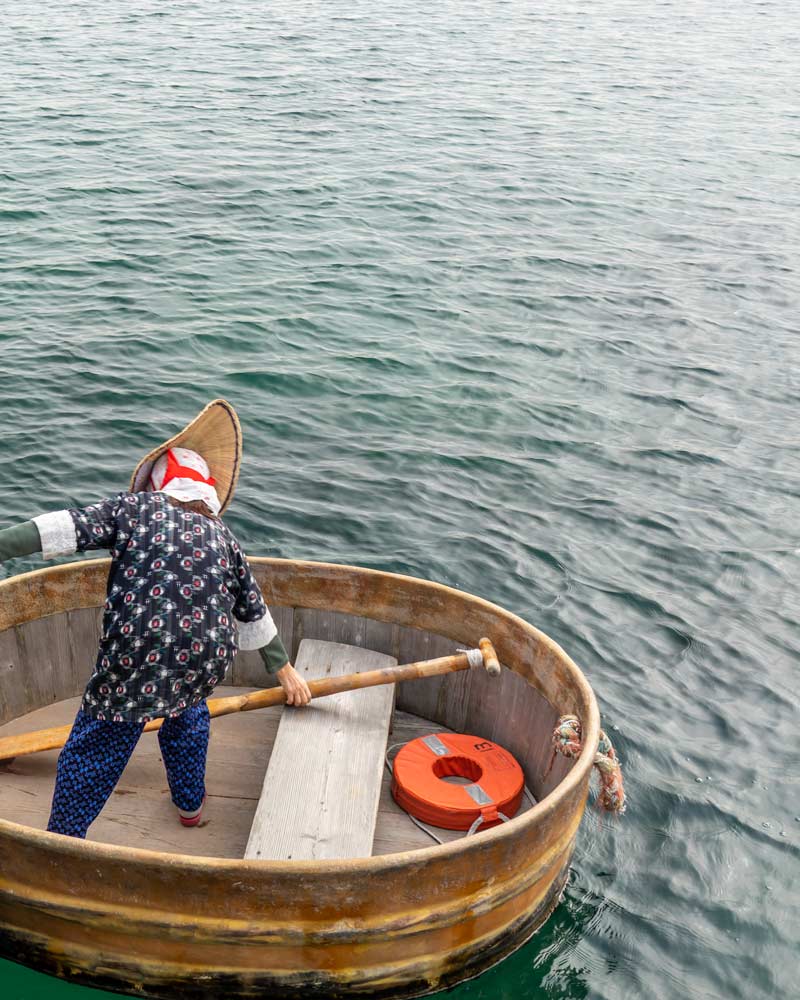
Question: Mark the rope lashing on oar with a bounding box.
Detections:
[551,715,626,814]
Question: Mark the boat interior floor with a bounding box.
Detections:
[0,688,534,859]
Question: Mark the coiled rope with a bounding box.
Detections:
[551,715,626,814]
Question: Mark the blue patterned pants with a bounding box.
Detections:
[47,702,210,838]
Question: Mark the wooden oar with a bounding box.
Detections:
[0,638,502,763]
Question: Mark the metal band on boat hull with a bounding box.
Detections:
[0,846,576,999]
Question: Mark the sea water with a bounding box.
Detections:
[0,2,798,998]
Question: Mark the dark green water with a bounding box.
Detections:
[1,1,798,998]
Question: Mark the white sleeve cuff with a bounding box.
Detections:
[236,610,278,651]
[32,510,78,559]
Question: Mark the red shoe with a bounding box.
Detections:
[178,794,206,827]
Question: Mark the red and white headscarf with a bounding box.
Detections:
[149,447,221,516]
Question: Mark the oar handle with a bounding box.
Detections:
[0,644,500,761]
[479,637,502,676]
[205,651,479,721]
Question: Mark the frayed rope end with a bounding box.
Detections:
[552,714,626,814]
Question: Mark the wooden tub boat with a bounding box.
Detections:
[0,557,599,999]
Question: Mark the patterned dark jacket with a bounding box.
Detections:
[32,491,280,723]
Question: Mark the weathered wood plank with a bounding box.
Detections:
[463,661,502,741]
[245,639,396,861]
[292,608,396,655]
[363,619,399,659]
[463,665,554,794]
[66,606,103,698]
[0,628,26,725]
[394,626,472,731]
[14,615,74,711]
[293,611,401,673]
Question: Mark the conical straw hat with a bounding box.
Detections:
[130,399,242,515]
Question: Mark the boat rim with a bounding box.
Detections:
[0,556,600,873]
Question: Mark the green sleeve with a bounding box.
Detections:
[0,521,42,564]
[258,634,290,675]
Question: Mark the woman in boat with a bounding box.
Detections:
[0,399,311,838]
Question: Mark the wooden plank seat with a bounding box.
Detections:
[244,639,396,861]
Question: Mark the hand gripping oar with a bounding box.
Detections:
[0,638,502,764]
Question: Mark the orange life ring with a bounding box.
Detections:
[391,733,525,831]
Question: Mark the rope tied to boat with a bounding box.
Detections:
[551,715,626,814]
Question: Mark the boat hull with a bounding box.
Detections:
[0,558,598,998]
